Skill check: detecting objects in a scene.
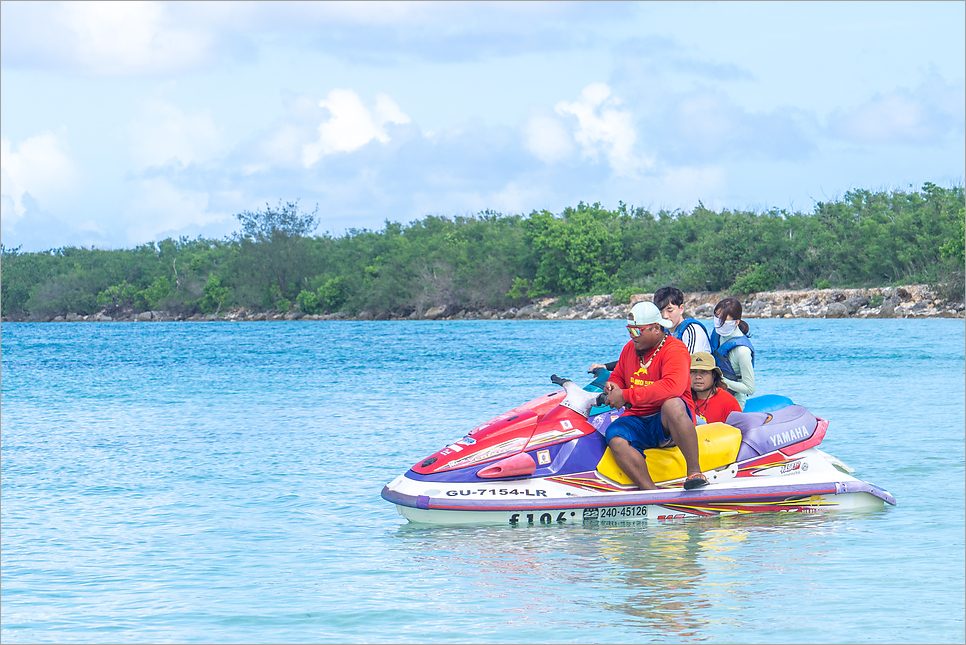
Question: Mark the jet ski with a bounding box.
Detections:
[381,371,896,525]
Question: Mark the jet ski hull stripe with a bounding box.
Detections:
[381,480,893,512]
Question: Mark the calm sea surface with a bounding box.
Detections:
[2,319,964,643]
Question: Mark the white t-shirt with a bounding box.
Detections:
[677,320,712,355]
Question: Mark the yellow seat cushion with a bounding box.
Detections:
[597,422,742,485]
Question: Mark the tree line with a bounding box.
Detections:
[2,183,964,320]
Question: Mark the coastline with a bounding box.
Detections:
[3,283,962,323]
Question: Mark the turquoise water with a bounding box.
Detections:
[2,319,964,643]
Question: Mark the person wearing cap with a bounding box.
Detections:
[653,286,712,355]
[586,289,709,374]
[690,352,741,424]
[602,301,709,491]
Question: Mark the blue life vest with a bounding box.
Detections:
[710,331,755,381]
[672,317,711,349]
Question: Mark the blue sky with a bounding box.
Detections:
[1,1,963,252]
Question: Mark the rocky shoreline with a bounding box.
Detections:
[3,284,963,323]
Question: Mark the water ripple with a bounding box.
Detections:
[2,320,964,643]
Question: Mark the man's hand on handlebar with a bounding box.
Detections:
[603,382,626,409]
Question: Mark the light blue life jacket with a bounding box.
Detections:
[672,317,711,349]
[710,331,755,381]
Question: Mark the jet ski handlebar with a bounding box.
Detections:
[550,374,608,418]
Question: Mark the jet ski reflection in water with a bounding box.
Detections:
[381,369,896,525]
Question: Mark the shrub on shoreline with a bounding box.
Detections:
[2,184,963,320]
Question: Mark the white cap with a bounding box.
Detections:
[628,301,672,328]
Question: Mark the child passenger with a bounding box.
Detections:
[690,352,741,423]
[710,297,755,410]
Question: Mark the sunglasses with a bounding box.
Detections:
[626,325,647,338]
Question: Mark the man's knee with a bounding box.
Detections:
[661,397,687,417]
[608,435,631,449]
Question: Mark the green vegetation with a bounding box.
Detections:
[2,185,964,319]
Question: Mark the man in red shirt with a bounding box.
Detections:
[690,352,742,424]
[603,301,709,490]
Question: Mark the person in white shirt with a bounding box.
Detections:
[588,286,712,374]
[654,286,712,355]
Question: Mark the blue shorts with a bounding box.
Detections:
[605,404,693,454]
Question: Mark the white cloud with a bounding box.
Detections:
[523,111,575,164]
[302,89,411,167]
[373,93,411,129]
[255,124,308,170]
[126,101,222,169]
[828,76,966,145]
[554,83,651,177]
[66,2,211,75]
[830,94,931,145]
[123,177,225,244]
[0,131,77,225]
[631,87,816,164]
[2,1,627,76]
[0,1,215,76]
[241,93,326,171]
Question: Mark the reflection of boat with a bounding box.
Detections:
[382,372,896,525]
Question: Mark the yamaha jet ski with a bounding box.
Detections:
[381,372,896,525]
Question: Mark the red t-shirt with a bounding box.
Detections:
[692,388,741,424]
[607,335,694,418]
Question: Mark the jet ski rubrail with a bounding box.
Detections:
[382,372,895,525]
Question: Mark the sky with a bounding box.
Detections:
[1,1,964,252]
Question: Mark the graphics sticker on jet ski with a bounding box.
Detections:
[442,437,527,470]
[659,493,837,516]
[734,452,785,477]
[738,455,810,477]
[590,409,623,430]
[547,472,629,493]
[525,427,586,450]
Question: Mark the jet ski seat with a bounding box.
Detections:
[597,422,742,485]
[728,405,819,461]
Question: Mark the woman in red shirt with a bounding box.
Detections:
[690,352,741,424]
